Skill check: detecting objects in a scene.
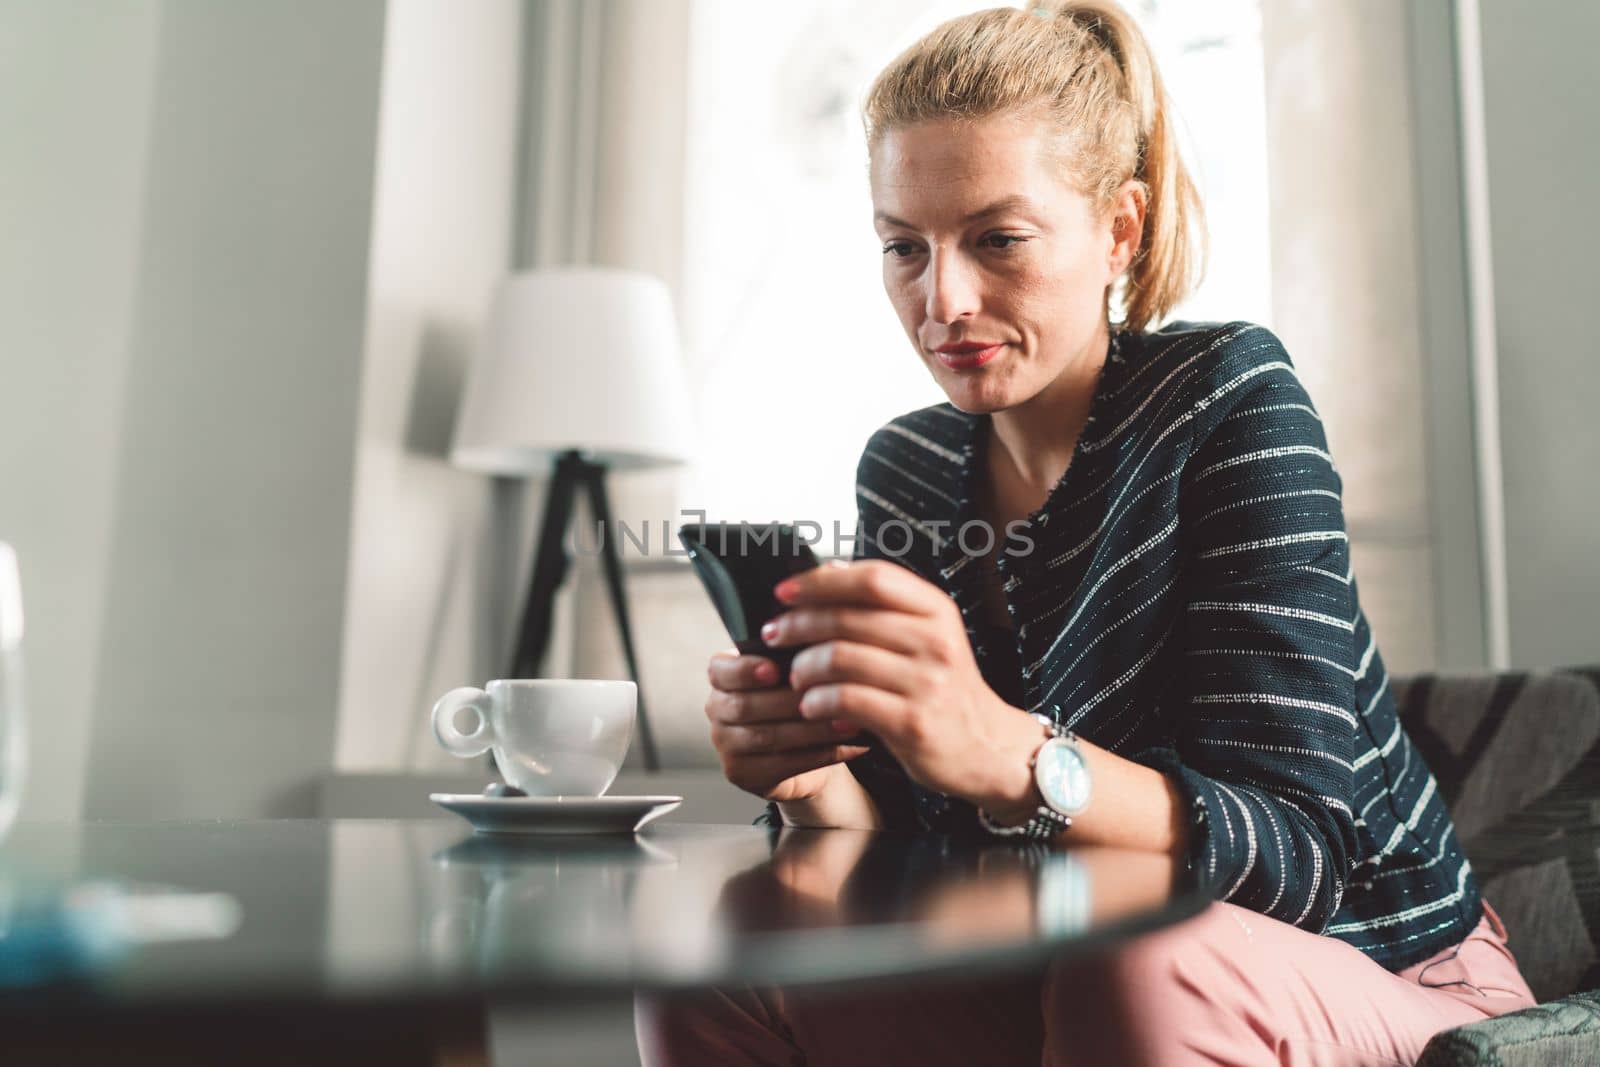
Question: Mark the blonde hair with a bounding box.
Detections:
[862,1,1206,334]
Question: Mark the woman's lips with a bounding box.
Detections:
[935,343,1005,370]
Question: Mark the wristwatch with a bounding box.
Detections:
[977,713,1093,840]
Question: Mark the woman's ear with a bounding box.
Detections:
[1106,181,1147,279]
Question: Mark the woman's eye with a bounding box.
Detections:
[880,235,1027,258]
[985,234,1028,251]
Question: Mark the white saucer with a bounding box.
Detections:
[429,793,683,836]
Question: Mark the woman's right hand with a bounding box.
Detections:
[705,649,871,804]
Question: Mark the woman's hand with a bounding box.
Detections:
[762,559,1041,808]
[715,826,874,928]
[704,649,873,804]
[767,825,875,909]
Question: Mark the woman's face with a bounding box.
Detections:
[869,111,1141,414]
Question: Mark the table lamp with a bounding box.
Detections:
[452,267,695,772]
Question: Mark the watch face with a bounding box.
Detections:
[1036,739,1091,815]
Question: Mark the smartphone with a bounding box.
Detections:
[678,522,882,750]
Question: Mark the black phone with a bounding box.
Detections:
[678,522,883,751]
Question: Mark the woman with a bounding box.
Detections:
[640,3,1537,1063]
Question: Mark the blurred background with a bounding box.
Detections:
[1,0,1595,856]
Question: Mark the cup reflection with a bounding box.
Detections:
[426,834,678,975]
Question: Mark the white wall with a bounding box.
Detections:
[1,1,387,820]
[1478,0,1600,669]
[0,0,162,821]
[334,0,527,773]
[80,2,387,819]
[1260,0,1440,673]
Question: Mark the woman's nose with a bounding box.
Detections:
[925,249,981,324]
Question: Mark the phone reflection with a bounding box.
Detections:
[716,827,1180,956]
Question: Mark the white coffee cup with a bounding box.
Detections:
[431,679,636,797]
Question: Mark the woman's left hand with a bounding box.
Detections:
[761,559,1035,806]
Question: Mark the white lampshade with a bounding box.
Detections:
[451,267,695,473]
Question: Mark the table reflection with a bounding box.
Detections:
[416,824,1194,991]
[0,821,1202,1008]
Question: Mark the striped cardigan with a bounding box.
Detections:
[763,320,1481,973]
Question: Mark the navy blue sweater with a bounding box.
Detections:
[760,321,1480,973]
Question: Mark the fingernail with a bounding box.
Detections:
[753,659,778,684]
[760,620,780,643]
[773,578,800,603]
[830,718,857,735]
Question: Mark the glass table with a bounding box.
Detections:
[0,819,1208,1063]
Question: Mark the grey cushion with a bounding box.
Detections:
[1398,668,1600,1066]
[1395,668,1600,1002]
[1416,990,1600,1067]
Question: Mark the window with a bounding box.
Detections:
[678,0,1269,535]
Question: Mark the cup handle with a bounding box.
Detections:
[432,687,495,759]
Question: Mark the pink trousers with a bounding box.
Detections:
[634,899,1537,1066]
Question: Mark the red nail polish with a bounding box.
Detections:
[754,660,778,684]
[760,621,779,643]
[830,719,857,735]
[773,578,800,603]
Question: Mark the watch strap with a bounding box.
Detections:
[977,714,1080,840]
[977,800,1073,839]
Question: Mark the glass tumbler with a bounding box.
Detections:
[0,543,25,841]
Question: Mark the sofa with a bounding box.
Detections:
[1405,667,1600,1066]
